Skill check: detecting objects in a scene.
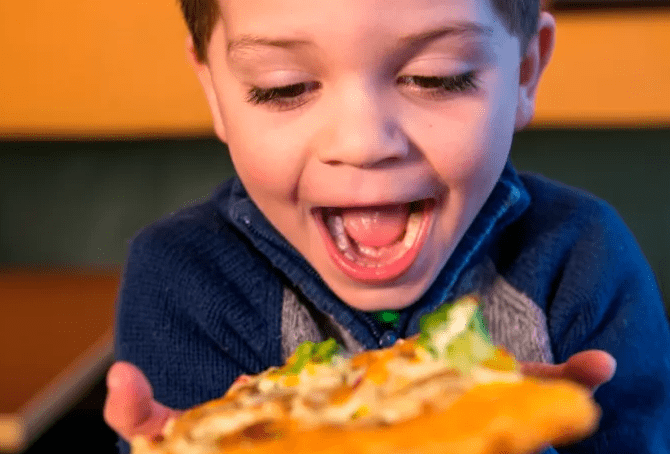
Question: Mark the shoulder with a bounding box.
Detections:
[122,177,283,315]
[129,179,238,258]
[497,171,664,345]
[495,171,660,317]
[126,178,269,281]
[486,172,670,453]
[516,171,623,240]
[117,178,285,377]
[517,172,651,280]
[500,171,644,278]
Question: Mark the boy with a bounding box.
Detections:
[105,0,670,452]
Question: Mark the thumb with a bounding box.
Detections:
[103,361,182,442]
[521,350,616,394]
[562,350,617,392]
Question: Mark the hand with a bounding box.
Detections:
[521,350,617,393]
[103,362,183,443]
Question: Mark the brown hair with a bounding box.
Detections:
[182,0,540,63]
[180,0,220,62]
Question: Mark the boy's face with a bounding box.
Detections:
[196,0,543,311]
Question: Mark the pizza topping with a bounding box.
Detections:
[136,295,533,454]
[481,347,518,372]
[350,404,370,420]
[328,382,359,405]
[417,295,504,374]
[187,401,285,444]
[283,338,342,375]
[232,419,285,443]
[418,295,482,355]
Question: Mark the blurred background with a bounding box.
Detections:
[1,1,669,453]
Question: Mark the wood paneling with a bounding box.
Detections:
[0,268,119,451]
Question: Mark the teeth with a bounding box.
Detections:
[336,233,349,252]
[403,212,422,247]
[327,214,349,252]
[330,213,345,235]
[357,244,383,258]
[358,260,377,268]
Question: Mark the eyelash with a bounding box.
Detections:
[397,71,478,98]
[246,82,321,110]
[245,71,478,110]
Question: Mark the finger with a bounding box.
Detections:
[103,362,182,442]
[563,350,616,392]
[520,360,565,381]
[233,374,252,385]
[521,350,617,393]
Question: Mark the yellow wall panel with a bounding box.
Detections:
[0,0,213,137]
[1,4,669,138]
[534,10,670,127]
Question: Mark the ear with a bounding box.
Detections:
[515,12,556,130]
[186,36,227,142]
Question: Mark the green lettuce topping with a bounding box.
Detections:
[284,338,342,374]
[417,295,496,372]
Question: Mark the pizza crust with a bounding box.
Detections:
[260,380,593,454]
[133,375,599,454]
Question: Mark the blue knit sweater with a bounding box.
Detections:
[115,163,670,453]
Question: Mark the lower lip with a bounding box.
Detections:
[314,201,434,284]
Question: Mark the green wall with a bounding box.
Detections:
[0,139,232,265]
[1,129,668,307]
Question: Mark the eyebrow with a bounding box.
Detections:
[227,22,494,55]
[398,22,495,47]
[228,36,311,54]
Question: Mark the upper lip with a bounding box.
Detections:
[316,199,430,212]
[308,192,440,210]
[300,163,441,208]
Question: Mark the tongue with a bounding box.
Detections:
[341,204,410,248]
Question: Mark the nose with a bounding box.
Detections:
[317,84,409,168]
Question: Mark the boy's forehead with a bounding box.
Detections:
[217,0,501,35]
[210,0,515,65]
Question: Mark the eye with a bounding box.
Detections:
[397,71,478,99]
[246,81,321,111]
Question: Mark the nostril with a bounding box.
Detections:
[322,155,404,169]
[318,132,409,168]
[363,155,405,169]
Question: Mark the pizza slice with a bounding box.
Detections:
[131,295,600,454]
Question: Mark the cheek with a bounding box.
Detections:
[212,74,307,204]
[420,102,511,187]
[225,116,305,203]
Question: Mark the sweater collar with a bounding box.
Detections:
[220,160,530,348]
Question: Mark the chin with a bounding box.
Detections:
[327,269,437,312]
[310,236,447,312]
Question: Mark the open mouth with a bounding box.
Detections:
[313,199,434,283]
